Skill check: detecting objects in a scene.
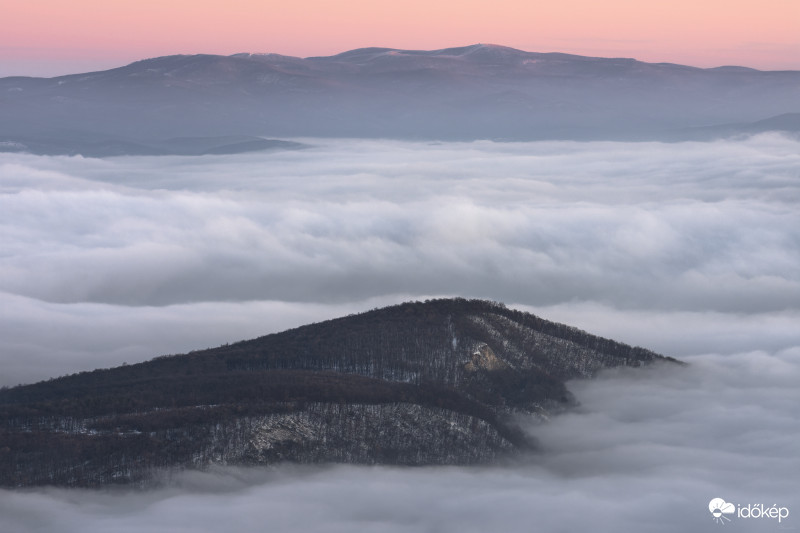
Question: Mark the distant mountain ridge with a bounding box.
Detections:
[0,298,680,487]
[1,44,798,153]
[0,135,307,157]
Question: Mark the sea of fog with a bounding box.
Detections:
[1,136,798,531]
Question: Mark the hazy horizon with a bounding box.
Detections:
[4,43,800,79]
[3,0,800,77]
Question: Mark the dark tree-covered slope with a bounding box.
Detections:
[0,298,680,487]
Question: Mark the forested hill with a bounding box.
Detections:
[0,298,680,487]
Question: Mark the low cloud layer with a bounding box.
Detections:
[1,135,797,531]
[2,349,797,532]
[2,136,798,310]
[1,135,798,384]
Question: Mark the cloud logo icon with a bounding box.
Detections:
[709,498,735,524]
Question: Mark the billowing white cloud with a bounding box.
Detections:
[1,135,798,531]
[1,135,799,383]
[2,138,798,304]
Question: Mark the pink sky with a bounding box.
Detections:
[2,0,799,77]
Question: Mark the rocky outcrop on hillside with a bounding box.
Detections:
[0,298,680,487]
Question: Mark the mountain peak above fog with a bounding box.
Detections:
[0,298,679,487]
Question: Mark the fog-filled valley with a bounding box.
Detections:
[1,135,798,530]
[2,136,797,384]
